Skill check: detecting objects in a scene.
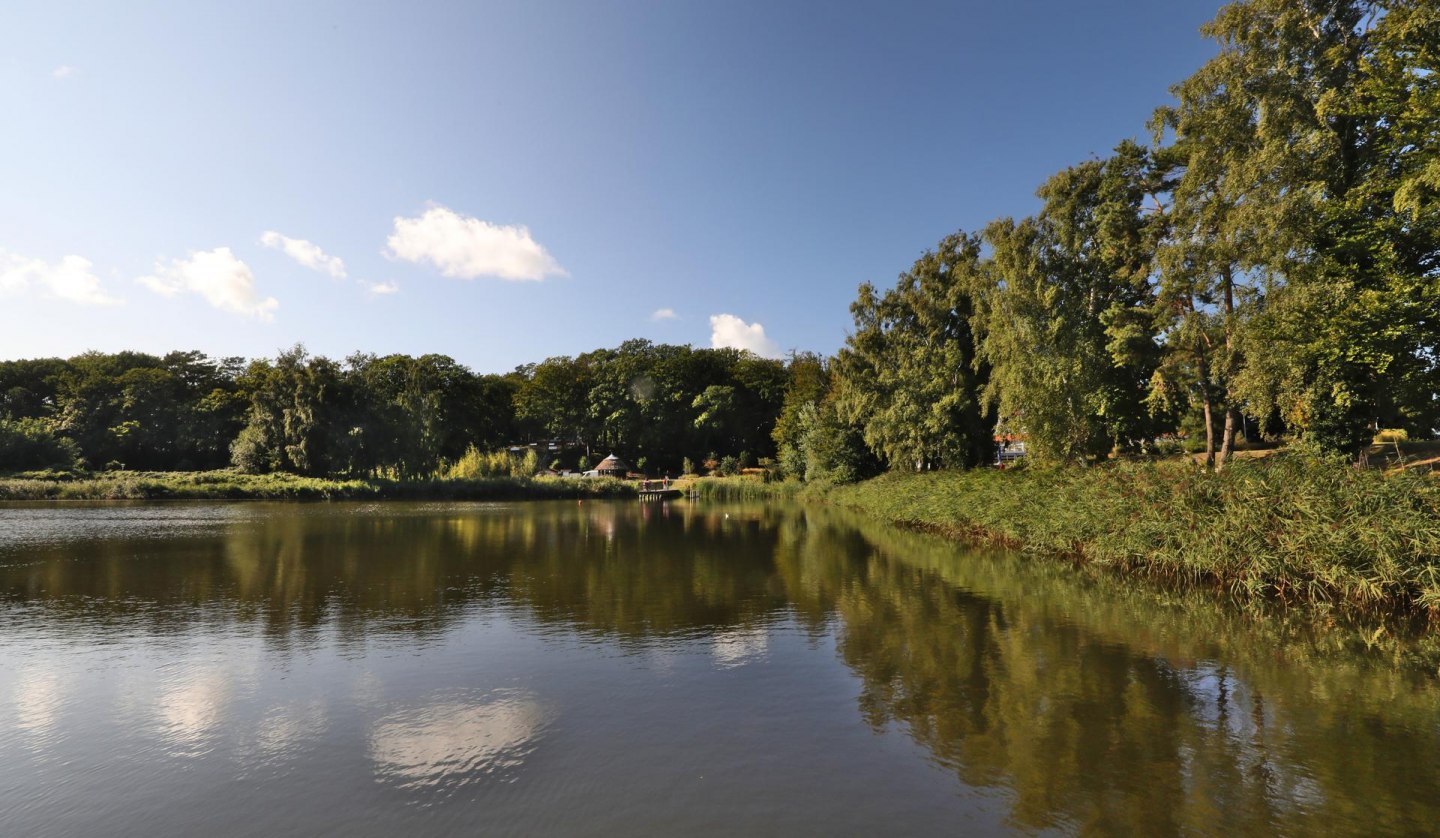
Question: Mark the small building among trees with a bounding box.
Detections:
[591,453,631,477]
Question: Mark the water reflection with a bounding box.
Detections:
[711,625,770,668]
[13,668,63,740]
[0,499,1437,835]
[775,513,1440,835]
[370,690,546,797]
[251,699,328,763]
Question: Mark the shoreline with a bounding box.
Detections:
[8,458,1440,623]
[696,457,1440,622]
[0,471,638,502]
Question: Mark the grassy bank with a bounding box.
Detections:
[822,454,1440,617]
[0,470,636,501]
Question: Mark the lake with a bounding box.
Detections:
[1,499,1437,836]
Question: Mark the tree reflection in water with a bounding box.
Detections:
[1,499,1438,834]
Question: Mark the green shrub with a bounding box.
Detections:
[442,446,535,479]
[230,425,271,473]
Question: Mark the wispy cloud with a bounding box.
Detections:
[709,313,780,358]
[137,247,277,320]
[386,205,566,282]
[364,280,399,296]
[0,249,121,306]
[650,307,678,321]
[260,231,346,279]
[51,65,79,80]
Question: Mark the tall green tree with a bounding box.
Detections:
[515,355,595,451]
[772,352,831,478]
[1146,112,1256,469]
[973,148,1163,464]
[232,346,344,475]
[836,233,993,470]
[1161,0,1440,452]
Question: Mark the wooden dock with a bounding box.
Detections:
[637,480,683,501]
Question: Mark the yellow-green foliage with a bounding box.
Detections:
[1375,428,1410,443]
[689,475,803,500]
[441,446,540,479]
[825,453,1440,617]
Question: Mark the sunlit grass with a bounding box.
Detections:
[824,453,1440,618]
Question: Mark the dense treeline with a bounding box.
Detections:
[0,351,248,472]
[0,341,789,476]
[780,0,1440,475]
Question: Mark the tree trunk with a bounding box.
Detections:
[1202,395,1216,471]
[1218,406,1239,471]
[1217,267,1238,471]
[1197,351,1216,471]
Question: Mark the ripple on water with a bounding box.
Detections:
[369,689,548,803]
[0,503,248,554]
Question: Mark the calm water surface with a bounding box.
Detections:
[1,499,1438,836]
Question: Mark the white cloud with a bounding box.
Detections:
[0,249,121,306]
[364,280,399,295]
[260,231,346,279]
[709,313,781,358]
[650,307,678,321]
[386,206,566,282]
[52,65,78,80]
[137,247,277,320]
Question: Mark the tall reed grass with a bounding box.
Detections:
[687,476,804,500]
[824,454,1440,616]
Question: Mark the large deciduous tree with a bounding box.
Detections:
[835,233,993,470]
[1162,0,1440,453]
[972,146,1164,464]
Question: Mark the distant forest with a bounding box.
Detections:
[0,344,791,477]
[2,0,1437,479]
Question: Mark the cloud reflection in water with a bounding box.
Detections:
[712,625,769,669]
[13,669,63,745]
[370,690,547,799]
[155,674,229,757]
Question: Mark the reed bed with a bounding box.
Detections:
[687,475,804,500]
[824,454,1440,617]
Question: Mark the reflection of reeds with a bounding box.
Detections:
[824,453,1440,619]
[808,503,1440,681]
[781,506,1440,835]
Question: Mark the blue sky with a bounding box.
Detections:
[1,0,1221,373]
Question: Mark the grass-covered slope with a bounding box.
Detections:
[824,455,1440,615]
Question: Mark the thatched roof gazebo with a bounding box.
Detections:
[593,454,631,477]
